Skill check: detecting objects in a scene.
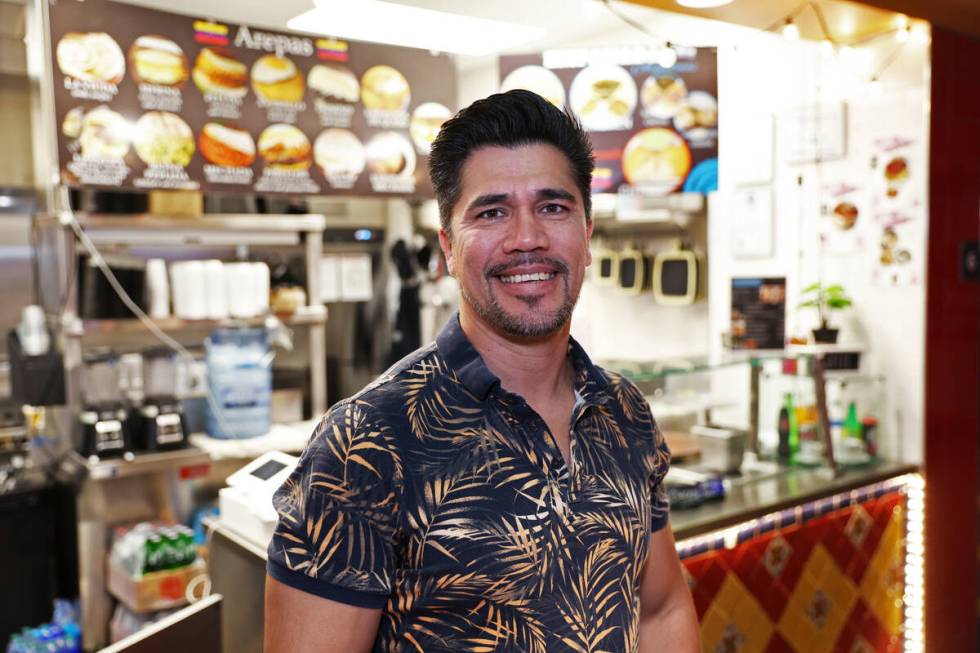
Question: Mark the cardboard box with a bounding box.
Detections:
[107,558,207,614]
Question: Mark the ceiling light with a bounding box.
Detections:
[676,0,734,8]
[288,0,545,57]
[658,44,678,68]
[910,23,930,46]
[781,20,800,41]
[819,39,834,57]
[896,26,910,43]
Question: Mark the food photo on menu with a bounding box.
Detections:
[133,111,195,167]
[569,63,637,132]
[56,31,126,84]
[366,131,415,177]
[258,124,313,170]
[621,126,693,195]
[409,102,452,154]
[251,54,305,103]
[199,122,256,168]
[361,65,411,112]
[63,105,131,161]
[641,74,688,122]
[192,47,249,99]
[308,63,360,107]
[129,35,188,87]
[314,128,366,186]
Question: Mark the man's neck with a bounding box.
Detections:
[459,306,574,402]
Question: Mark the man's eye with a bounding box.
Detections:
[478,208,505,219]
[541,203,568,214]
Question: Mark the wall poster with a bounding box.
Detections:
[499,45,718,197]
[48,0,456,197]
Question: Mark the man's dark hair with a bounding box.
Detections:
[428,89,594,237]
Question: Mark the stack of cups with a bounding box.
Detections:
[166,260,270,320]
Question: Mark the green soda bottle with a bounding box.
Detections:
[161,529,180,569]
[179,526,197,566]
[145,534,163,574]
[784,393,799,464]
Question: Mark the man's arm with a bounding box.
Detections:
[264,575,383,653]
[637,526,700,652]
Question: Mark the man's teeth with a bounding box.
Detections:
[499,272,556,284]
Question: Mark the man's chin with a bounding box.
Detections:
[486,305,572,339]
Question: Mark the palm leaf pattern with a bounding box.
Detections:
[268,320,671,652]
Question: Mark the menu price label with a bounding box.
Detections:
[47,0,456,197]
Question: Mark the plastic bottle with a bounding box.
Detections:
[781,393,799,464]
[206,327,272,439]
[844,401,862,440]
[777,404,791,463]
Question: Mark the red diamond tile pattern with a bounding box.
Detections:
[683,490,906,653]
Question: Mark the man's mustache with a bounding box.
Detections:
[485,254,570,278]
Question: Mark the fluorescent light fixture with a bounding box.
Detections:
[676,0,733,7]
[288,0,545,56]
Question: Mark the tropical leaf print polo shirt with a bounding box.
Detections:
[267,314,672,652]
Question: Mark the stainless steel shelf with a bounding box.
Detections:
[80,447,211,481]
[37,212,327,232]
[67,305,328,337]
[36,212,328,247]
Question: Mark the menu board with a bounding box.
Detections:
[48,0,456,197]
[499,46,717,196]
[730,277,786,350]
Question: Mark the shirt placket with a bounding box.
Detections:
[499,393,574,525]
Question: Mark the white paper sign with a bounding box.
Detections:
[319,256,342,303]
[730,186,773,259]
[340,254,373,302]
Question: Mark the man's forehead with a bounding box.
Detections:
[456,143,580,201]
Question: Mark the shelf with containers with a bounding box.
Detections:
[32,211,328,650]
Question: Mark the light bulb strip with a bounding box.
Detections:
[902,474,925,652]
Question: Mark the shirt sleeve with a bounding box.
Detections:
[266,399,402,609]
[648,419,672,532]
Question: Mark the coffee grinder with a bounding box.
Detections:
[79,348,130,459]
[135,348,187,451]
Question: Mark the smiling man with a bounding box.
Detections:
[265,89,700,653]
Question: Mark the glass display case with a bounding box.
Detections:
[606,346,888,475]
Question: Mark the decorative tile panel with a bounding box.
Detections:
[679,482,907,652]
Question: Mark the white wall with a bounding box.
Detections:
[454,4,929,463]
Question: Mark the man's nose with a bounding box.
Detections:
[503,207,549,252]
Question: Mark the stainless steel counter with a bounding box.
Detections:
[670,459,918,540]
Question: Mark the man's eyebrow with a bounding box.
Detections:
[536,188,576,202]
[466,193,510,211]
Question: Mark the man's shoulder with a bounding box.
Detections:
[324,342,450,418]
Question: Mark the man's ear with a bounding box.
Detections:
[585,218,595,267]
[438,228,455,277]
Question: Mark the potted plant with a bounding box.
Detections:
[798,282,852,344]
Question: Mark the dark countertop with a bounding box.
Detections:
[670,459,918,541]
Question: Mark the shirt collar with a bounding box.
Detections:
[436,313,610,401]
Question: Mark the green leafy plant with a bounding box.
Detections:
[798,282,852,329]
